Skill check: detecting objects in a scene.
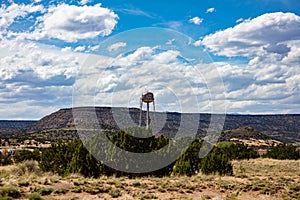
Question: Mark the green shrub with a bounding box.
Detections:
[39,140,100,177]
[0,196,13,200]
[200,147,233,176]
[14,149,40,163]
[263,143,299,160]
[37,187,53,196]
[172,139,203,176]
[28,193,43,200]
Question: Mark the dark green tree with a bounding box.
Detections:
[200,147,233,176]
[39,140,100,177]
[172,139,202,176]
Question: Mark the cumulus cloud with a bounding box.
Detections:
[0,39,82,81]
[108,42,127,52]
[189,17,203,25]
[201,12,300,58]
[0,37,90,119]
[74,46,220,114]
[2,2,300,118]
[0,3,45,30]
[206,8,215,13]
[20,3,118,42]
[198,12,300,114]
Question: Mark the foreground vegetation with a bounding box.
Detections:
[0,158,299,199]
[38,127,262,178]
[0,127,299,199]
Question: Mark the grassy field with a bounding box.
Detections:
[0,158,299,200]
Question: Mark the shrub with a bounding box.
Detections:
[37,187,53,196]
[28,193,43,200]
[172,139,202,176]
[0,197,13,200]
[14,149,40,163]
[263,143,299,160]
[109,189,122,198]
[200,147,233,176]
[39,140,100,177]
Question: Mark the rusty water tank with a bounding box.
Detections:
[141,92,154,103]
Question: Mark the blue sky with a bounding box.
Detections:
[1,0,300,119]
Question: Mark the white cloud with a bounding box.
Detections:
[79,0,92,5]
[114,46,154,67]
[74,46,86,52]
[108,42,127,52]
[198,11,300,114]
[61,46,72,52]
[0,3,45,30]
[0,37,91,119]
[189,17,203,25]
[1,3,300,118]
[0,100,58,120]
[0,38,84,81]
[201,12,300,58]
[20,3,118,42]
[235,18,244,23]
[206,8,215,13]
[193,40,202,47]
[74,46,219,114]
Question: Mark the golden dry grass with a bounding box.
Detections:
[0,158,299,200]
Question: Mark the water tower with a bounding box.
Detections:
[139,92,155,129]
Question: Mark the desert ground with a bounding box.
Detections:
[0,158,299,200]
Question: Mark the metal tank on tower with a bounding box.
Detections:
[139,91,155,130]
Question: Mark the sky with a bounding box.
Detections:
[1,0,300,119]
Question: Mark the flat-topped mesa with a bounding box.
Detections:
[1,106,298,147]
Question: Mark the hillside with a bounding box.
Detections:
[1,107,299,146]
[219,126,282,148]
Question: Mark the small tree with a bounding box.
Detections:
[200,147,233,176]
[39,140,101,177]
[172,139,202,176]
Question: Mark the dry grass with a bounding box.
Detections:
[0,159,299,199]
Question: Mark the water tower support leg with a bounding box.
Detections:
[147,102,150,130]
[139,99,143,126]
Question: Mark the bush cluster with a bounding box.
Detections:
[4,126,297,178]
[263,143,299,160]
[38,127,260,177]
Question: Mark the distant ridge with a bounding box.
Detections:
[1,107,300,146]
[0,120,37,130]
